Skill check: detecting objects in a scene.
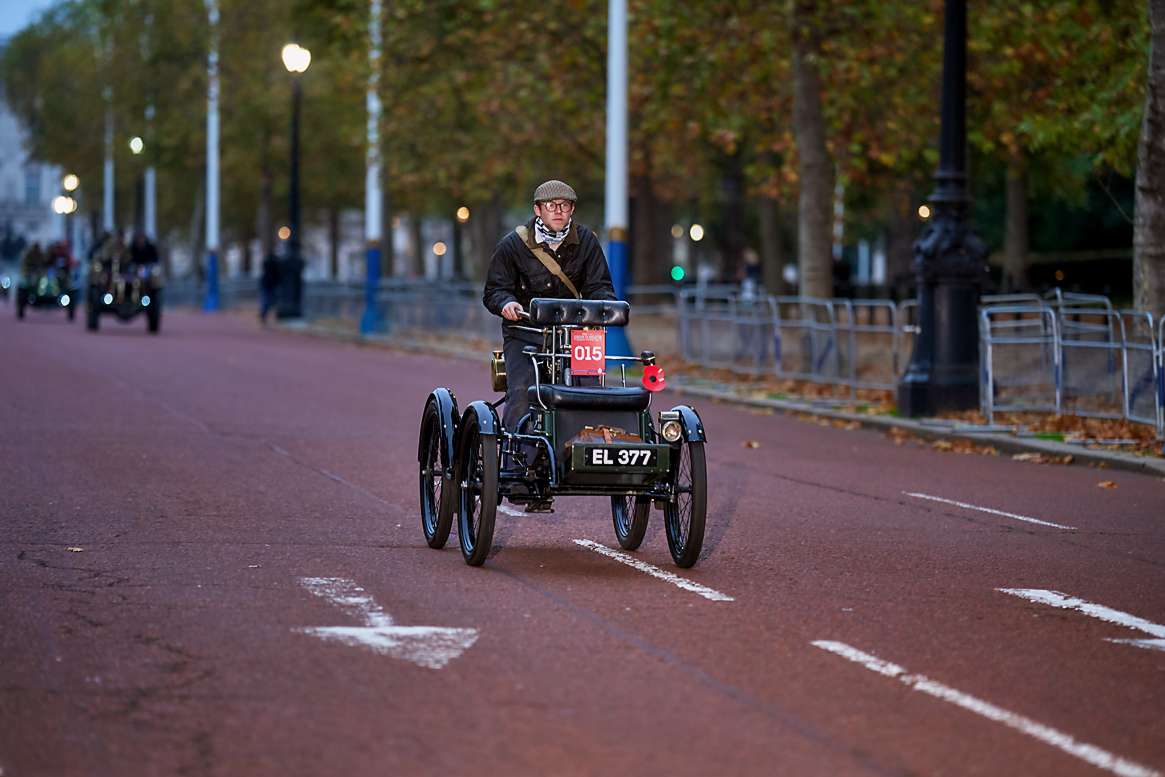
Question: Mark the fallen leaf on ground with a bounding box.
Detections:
[1011,453,1074,465]
[931,440,954,451]
[742,440,761,449]
[1097,480,1118,489]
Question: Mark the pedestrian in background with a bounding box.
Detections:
[259,251,280,324]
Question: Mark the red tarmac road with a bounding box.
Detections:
[2,307,1164,777]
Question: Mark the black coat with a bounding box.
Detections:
[482,219,616,326]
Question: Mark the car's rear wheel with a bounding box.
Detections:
[457,424,498,567]
[664,440,706,568]
[611,495,651,550]
[419,400,454,549]
[16,296,25,319]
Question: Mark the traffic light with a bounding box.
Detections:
[670,265,685,282]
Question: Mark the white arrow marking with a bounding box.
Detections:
[998,588,1165,653]
[813,641,1160,777]
[295,577,478,669]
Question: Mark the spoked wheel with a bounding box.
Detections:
[419,401,454,549]
[664,440,707,568]
[611,495,650,550]
[457,425,498,566]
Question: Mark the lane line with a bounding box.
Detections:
[497,504,525,517]
[998,588,1165,653]
[572,539,734,602]
[903,491,1075,530]
[813,640,1160,777]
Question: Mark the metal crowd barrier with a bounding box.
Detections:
[677,291,911,396]
[979,299,1163,437]
[1159,317,1165,436]
[979,305,1061,420]
[1120,311,1158,429]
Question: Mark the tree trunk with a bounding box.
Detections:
[718,155,746,281]
[328,206,340,279]
[631,174,658,286]
[258,131,274,263]
[242,236,253,277]
[757,196,783,293]
[468,198,505,282]
[885,187,915,300]
[1003,153,1029,293]
[1135,0,1165,316]
[258,173,273,261]
[380,179,393,278]
[792,3,833,299]
[409,216,424,277]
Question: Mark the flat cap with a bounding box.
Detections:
[533,179,577,203]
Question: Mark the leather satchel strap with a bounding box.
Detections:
[515,225,581,299]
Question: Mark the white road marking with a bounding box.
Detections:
[998,588,1165,653]
[572,539,734,602]
[497,504,525,517]
[812,640,1160,777]
[295,577,478,669]
[903,491,1075,530]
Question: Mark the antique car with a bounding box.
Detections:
[15,266,76,321]
[87,256,163,333]
[418,298,707,568]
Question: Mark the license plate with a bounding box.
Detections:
[585,447,655,467]
[571,329,605,376]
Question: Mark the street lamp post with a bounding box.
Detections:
[62,173,79,249]
[279,42,311,319]
[129,136,145,233]
[896,0,988,417]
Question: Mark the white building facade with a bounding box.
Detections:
[0,81,69,260]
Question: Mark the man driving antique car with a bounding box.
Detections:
[482,179,617,468]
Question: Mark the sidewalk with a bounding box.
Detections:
[276,319,1165,480]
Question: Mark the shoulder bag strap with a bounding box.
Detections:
[515,225,581,299]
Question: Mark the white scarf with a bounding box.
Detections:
[534,216,572,247]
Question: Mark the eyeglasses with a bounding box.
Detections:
[540,200,574,213]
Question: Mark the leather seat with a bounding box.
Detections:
[528,384,650,411]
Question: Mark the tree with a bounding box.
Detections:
[1136,0,1165,314]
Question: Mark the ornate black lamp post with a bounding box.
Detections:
[897,0,989,417]
[278,42,311,319]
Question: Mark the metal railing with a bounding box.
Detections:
[978,299,1163,437]
[679,291,910,396]
[979,305,1061,419]
[167,274,1163,437]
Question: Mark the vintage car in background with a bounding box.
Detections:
[87,256,163,334]
[15,266,77,321]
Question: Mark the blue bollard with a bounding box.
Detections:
[202,249,219,311]
[605,237,632,363]
[359,245,382,335]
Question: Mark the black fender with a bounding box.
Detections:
[669,404,707,443]
[459,400,501,442]
[418,388,460,466]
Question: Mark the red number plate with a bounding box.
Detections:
[570,329,606,376]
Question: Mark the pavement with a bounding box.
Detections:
[3,307,1164,777]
